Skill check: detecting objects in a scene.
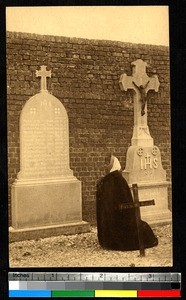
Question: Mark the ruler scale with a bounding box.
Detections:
[9,272,181,298]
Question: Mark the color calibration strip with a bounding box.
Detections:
[9,272,181,298]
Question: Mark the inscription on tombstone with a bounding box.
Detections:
[18,93,73,180]
[126,146,166,183]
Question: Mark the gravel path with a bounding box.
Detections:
[9,225,172,267]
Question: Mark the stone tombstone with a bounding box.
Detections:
[18,86,72,181]
[10,66,90,241]
[119,59,171,225]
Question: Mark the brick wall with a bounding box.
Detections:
[6,31,171,225]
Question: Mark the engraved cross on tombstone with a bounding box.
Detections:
[36,65,51,92]
[119,59,160,147]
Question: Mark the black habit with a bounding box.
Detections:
[96,170,158,251]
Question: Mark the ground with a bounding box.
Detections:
[9,224,172,267]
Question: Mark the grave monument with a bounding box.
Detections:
[119,59,172,225]
[9,66,90,241]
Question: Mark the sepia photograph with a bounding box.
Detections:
[6,6,172,267]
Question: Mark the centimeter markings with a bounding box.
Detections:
[9,272,181,282]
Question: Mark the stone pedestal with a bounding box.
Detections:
[11,178,83,229]
[9,221,90,243]
[123,145,171,225]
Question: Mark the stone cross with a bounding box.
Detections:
[36,65,51,92]
[119,59,160,147]
[119,183,155,257]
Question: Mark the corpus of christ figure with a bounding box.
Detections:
[132,80,150,116]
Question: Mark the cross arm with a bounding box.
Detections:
[146,75,160,93]
[139,199,155,207]
[119,199,155,210]
[35,70,40,77]
[119,73,134,91]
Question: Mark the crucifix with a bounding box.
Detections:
[119,59,160,147]
[36,65,51,92]
[119,183,155,256]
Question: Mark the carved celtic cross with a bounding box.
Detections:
[119,59,160,147]
[119,59,160,125]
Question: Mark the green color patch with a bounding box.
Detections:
[52,290,95,297]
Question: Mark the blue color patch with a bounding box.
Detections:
[9,290,51,297]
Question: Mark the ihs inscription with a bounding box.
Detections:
[137,149,158,176]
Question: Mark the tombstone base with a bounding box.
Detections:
[140,181,172,226]
[123,143,171,226]
[140,210,172,226]
[123,178,172,226]
[11,177,85,229]
[9,221,90,242]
